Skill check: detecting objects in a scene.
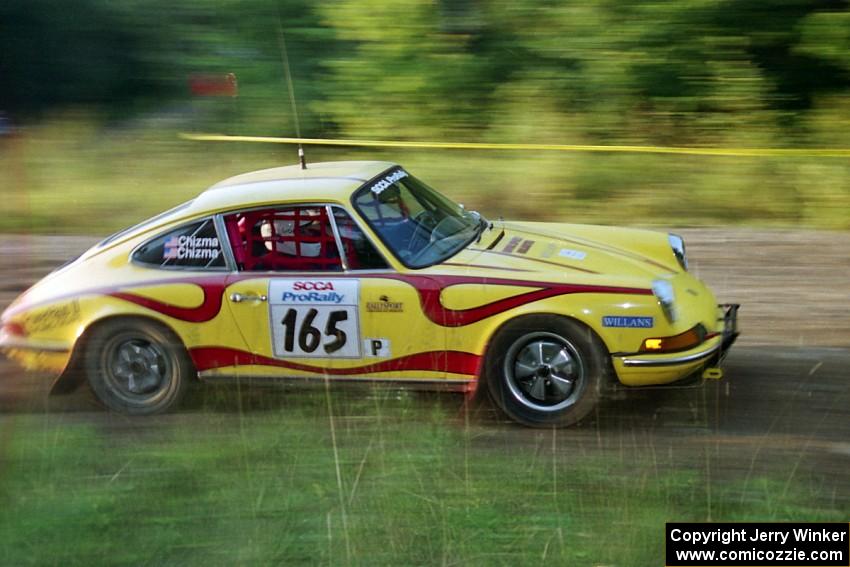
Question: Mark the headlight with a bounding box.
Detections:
[652,278,677,322]
[668,233,688,271]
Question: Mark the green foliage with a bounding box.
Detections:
[2,1,850,231]
[3,0,850,144]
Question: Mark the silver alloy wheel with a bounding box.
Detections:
[103,336,171,403]
[503,332,586,412]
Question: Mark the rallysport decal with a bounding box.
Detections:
[188,346,480,376]
[366,295,404,312]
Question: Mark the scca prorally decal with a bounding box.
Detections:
[370,169,408,195]
[602,316,654,328]
[282,290,345,304]
[273,280,352,305]
[164,235,220,260]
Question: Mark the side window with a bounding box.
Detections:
[224,206,342,272]
[132,218,225,269]
[332,208,388,270]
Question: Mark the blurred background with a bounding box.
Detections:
[2,3,850,565]
[2,0,850,232]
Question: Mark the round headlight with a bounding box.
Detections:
[668,233,688,271]
[652,278,677,322]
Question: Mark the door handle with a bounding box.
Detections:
[230,292,268,303]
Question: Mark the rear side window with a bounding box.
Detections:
[132,218,225,269]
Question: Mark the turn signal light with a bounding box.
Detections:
[640,326,705,353]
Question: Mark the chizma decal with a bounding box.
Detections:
[163,235,220,261]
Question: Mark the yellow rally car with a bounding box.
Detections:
[0,161,738,426]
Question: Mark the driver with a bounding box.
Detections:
[259,217,322,257]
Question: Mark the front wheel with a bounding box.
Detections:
[485,315,607,427]
[84,319,192,415]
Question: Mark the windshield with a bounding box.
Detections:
[352,168,482,268]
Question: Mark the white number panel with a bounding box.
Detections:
[268,279,361,359]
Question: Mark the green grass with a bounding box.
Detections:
[0,388,843,566]
[2,117,850,235]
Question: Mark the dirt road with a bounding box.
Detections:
[1,230,848,501]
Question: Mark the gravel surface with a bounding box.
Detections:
[0,231,848,497]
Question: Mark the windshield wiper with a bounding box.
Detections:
[473,212,490,243]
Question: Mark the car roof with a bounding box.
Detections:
[91,160,396,255]
[190,160,395,214]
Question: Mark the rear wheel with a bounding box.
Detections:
[485,315,606,427]
[84,319,192,415]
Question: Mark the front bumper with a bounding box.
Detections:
[621,303,739,368]
[612,304,739,386]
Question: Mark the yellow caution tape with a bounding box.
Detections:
[179,132,850,158]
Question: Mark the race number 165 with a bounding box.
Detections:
[271,305,360,358]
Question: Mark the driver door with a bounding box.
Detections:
[219,204,447,382]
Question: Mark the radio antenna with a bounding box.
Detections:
[276,15,306,169]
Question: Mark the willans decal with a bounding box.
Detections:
[602,316,654,328]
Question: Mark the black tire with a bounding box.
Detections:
[84,318,192,415]
[485,315,607,427]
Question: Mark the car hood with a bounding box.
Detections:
[451,221,680,280]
